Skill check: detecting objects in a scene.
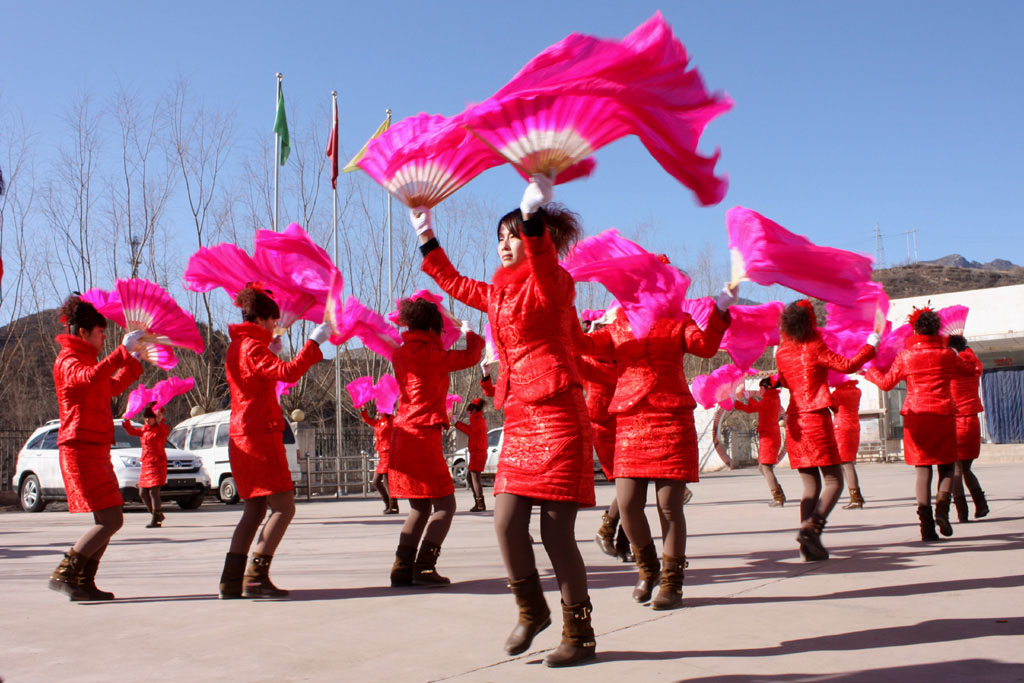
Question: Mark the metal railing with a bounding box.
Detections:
[0,429,33,492]
[299,431,375,500]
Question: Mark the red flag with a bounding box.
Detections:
[326,95,339,189]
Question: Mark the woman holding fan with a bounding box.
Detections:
[947,334,989,522]
[218,284,330,599]
[49,295,144,601]
[414,177,597,667]
[735,377,786,507]
[122,406,171,528]
[830,379,866,509]
[454,398,489,512]
[361,407,398,514]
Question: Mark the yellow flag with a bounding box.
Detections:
[342,116,391,173]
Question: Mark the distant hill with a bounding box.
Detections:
[873,261,1024,299]
[922,254,1020,271]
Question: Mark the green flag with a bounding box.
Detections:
[274,81,290,166]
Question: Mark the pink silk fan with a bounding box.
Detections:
[80,287,179,369]
[938,305,969,337]
[690,364,755,411]
[150,376,195,411]
[124,385,154,420]
[720,301,784,371]
[115,279,204,355]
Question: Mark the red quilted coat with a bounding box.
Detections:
[53,334,143,512]
[455,411,488,472]
[865,334,975,466]
[775,335,875,469]
[388,328,483,499]
[122,418,171,487]
[361,411,393,474]
[422,227,594,505]
[734,388,782,465]
[578,351,617,479]
[226,322,322,499]
[829,380,862,463]
[950,347,984,461]
[578,309,729,481]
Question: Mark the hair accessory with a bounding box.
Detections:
[907,305,934,328]
[657,254,671,264]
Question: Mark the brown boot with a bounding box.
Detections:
[48,549,91,601]
[80,556,115,601]
[243,553,289,598]
[631,542,660,603]
[594,513,617,557]
[934,492,954,537]
[219,552,247,599]
[953,494,970,523]
[651,554,685,611]
[917,505,939,541]
[796,515,829,561]
[390,545,415,586]
[504,571,552,655]
[412,541,450,587]
[385,497,400,514]
[615,526,634,562]
[842,488,865,509]
[543,599,597,668]
[469,496,486,512]
[968,485,990,519]
[768,488,786,508]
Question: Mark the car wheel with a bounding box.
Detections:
[19,474,47,513]
[218,477,240,505]
[450,459,468,487]
[177,491,205,510]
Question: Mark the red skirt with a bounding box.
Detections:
[614,404,698,482]
[904,413,958,466]
[468,446,486,473]
[835,425,860,464]
[495,387,595,506]
[228,433,294,499]
[374,448,390,475]
[388,424,453,499]
[138,455,167,488]
[786,409,840,469]
[59,442,123,513]
[593,417,616,480]
[757,429,782,466]
[955,415,981,461]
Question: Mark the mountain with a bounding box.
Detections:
[921,254,1020,271]
[873,262,1024,299]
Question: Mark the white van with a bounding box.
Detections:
[168,410,302,504]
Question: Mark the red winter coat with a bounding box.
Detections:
[829,381,862,463]
[226,322,323,499]
[455,411,488,472]
[54,335,142,446]
[361,411,393,473]
[949,347,984,416]
[735,389,782,465]
[865,335,975,415]
[577,352,617,424]
[122,419,171,487]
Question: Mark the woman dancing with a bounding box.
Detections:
[415,176,597,667]
[388,298,483,586]
[49,295,143,601]
[830,379,866,509]
[122,406,171,528]
[735,377,786,507]
[774,301,877,560]
[361,407,398,514]
[454,398,489,512]
[218,285,329,599]
[947,334,989,522]
[865,309,975,540]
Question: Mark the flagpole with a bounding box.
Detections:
[386,108,393,304]
[273,73,282,232]
[331,90,345,483]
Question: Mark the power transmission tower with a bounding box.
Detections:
[875,223,885,268]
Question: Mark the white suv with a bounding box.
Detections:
[168,410,303,505]
[13,419,210,513]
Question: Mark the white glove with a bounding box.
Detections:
[309,322,332,346]
[520,173,554,218]
[269,336,283,354]
[460,320,472,336]
[715,284,739,312]
[866,332,881,348]
[131,351,143,362]
[122,330,146,352]
[409,206,432,236]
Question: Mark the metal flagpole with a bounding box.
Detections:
[273,73,282,232]
[386,108,393,304]
[331,91,345,485]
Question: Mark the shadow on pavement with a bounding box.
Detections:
[668,658,1023,682]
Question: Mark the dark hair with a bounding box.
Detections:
[59,295,107,335]
[759,377,773,391]
[497,204,582,258]
[235,285,280,323]
[779,301,816,342]
[143,405,157,419]
[467,399,484,413]
[947,334,967,352]
[912,309,941,336]
[398,298,442,334]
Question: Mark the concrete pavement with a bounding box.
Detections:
[1,461,1022,682]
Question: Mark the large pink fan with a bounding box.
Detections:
[938,305,969,337]
[720,301,784,370]
[680,297,716,331]
[387,289,462,350]
[870,322,913,373]
[327,291,401,361]
[81,287,179,369]
[562,229,691,338]
[346,376,376,409]
[357,113,503,209]
[690,364,755,411]
[375,374,399,415]
[116,279,204,354]
[183,243,264,298]
[446,393,462,418]
[253,222,337,324]
[276,380,297,402]
[726,208,875,308]
[482,322,497,366]
[124,385,154,420]
[150,376,194,411]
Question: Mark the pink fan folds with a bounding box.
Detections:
[346,374,400,414]
[124,385,154,420]
[276,380,297,402]
[183,243,264,298]
[115,279,204,354]
[938,305,969,337]
[720,301,784,370]
[328,293,401,361]
[346,376,376,409]
[80,288,127,327]
[151,376,195,411]
[690,364,755,411]
[726,208,875,308]
[679,297,716,331]
[446,394,462,417]
[253,223,337,326]
[358,113,503,209]
[561,229,691,338]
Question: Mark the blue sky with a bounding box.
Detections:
[5,0,1024,272]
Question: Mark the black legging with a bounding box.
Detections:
[494,494,587,605]
[468,471,484,500]
[399,494,455,549]
[915,464,955,505]
[797,465,843,525]
[615,478,688,558]
[372,472,390,503]
[759,464,780,492]
[952,460,980,497]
